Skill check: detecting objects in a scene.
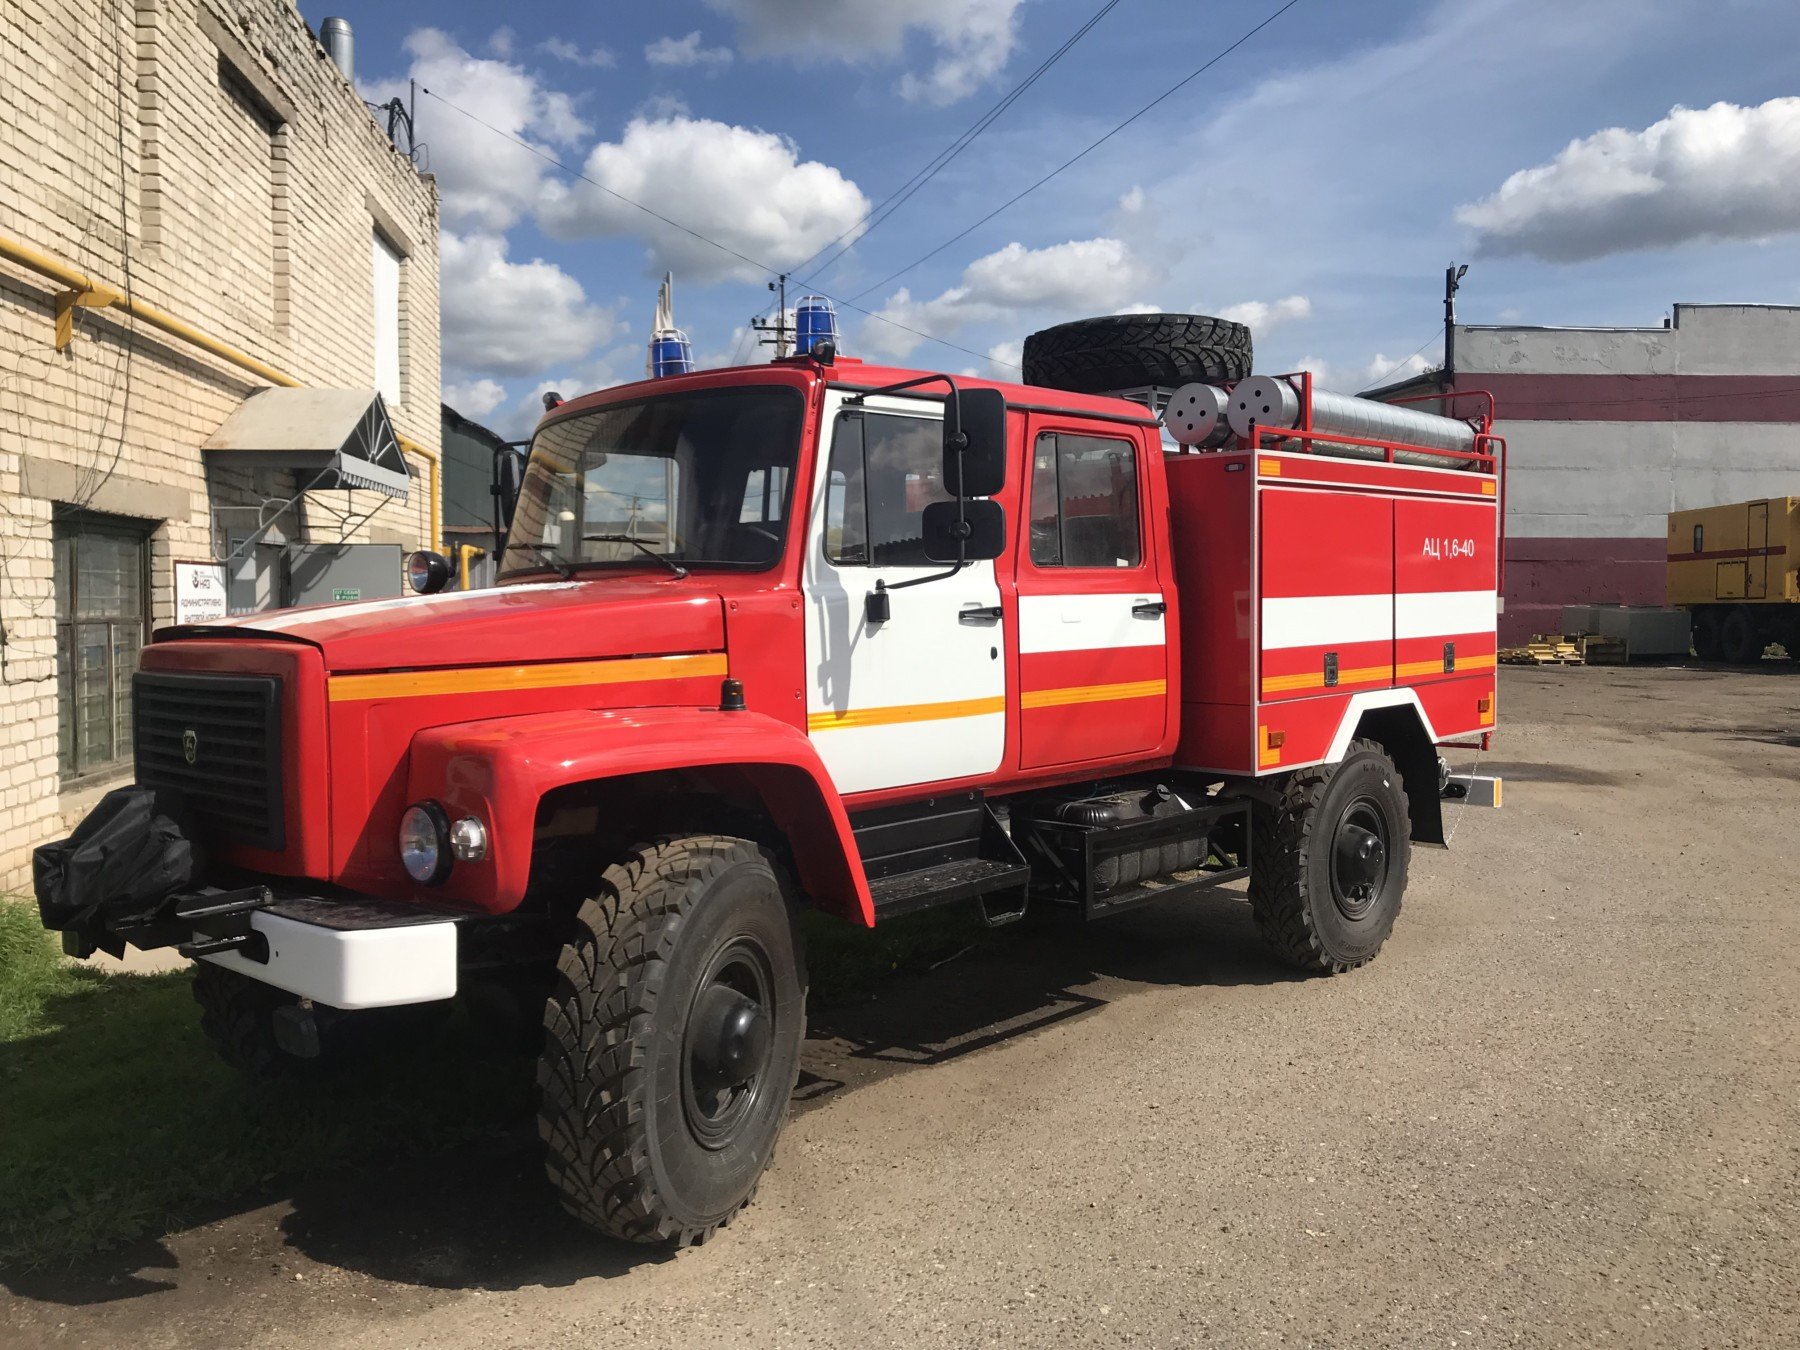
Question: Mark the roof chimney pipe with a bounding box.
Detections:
[321,17,354,82]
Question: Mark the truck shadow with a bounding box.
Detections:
[2,889,1292,1305]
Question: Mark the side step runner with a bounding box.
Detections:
[855,792,1030,927]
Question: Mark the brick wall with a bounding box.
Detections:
[0,0,441,885]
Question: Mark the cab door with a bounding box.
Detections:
[802,390,1007,795]
[1013,420,1169,769]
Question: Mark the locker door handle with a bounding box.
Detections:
[959,605,1003,624]
[1132,601,1166,618]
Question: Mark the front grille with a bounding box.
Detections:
[134,671,285,851]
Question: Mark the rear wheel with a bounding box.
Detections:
[538,835,806,1246]
[1691,607,1722,661]
[1720,608,1763,664]
[1249,739,1411,973]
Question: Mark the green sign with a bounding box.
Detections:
[332,588,362,601]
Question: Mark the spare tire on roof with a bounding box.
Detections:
[1022,313,1253,394]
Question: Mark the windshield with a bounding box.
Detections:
[501,386,804,579]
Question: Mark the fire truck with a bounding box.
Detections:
[35,313,1503,1248]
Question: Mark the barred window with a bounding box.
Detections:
[54,511,151,782]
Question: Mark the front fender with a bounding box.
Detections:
[405,707,872,924]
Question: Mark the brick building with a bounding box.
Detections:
[1373,304,1800,643]
[0,0,441,885]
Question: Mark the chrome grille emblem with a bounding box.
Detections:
[182,729,199,765]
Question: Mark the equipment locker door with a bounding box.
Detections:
[1013,420,1169,769]
[802,390,1007,795]
[1392,499,1499,684]
[1259,489,1393,703]
[1747,499,1771,600]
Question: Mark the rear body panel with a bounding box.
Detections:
[1168,448,1499,775]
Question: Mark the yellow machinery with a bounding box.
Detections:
[1667,496,1800,662]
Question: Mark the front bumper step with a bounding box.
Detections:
[63,886,463,1011]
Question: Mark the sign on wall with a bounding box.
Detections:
[173,560,230,625]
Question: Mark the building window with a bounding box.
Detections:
[1029,432,1142,568]
[822,411,950,567]
[372,229,405,406]
[54,511,152,783]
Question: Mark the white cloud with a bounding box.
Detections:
[440,232,620,378]
[1216,295,1312,335]
[1456,97,1800,262]
[693,325,758,371]
[986,339,1023,376]
[860,237,1150,361]
[364,30,586,232]
[443,377,507,418]
[537,116,869,281]
[541,38,617,68]
[645,32,734,71]
[703,0,1021,104]
[1113,302,1162,316]
[1290,350,1439,394]
[485,28,515,59]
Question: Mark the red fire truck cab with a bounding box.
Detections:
[36,315,1502,1248]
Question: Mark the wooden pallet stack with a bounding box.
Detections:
[1499,634,1586,666]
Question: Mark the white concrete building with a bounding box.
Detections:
[1376,304,1800,642]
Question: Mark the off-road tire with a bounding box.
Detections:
[1249,739,1411,974]
[1720,608,1763,664]
[1691,607,1722,661]
[538,835,807,1247]
[1022,313,1253,395]
[192,961,304,1079]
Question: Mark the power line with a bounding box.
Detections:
[790,0,1125,285]
[848,0,1308,304]
[418,88,1018,370]
[1357,326,1445,393]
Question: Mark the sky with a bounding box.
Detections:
[329,0,1800,437]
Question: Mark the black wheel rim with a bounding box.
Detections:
[681,936,776,1151]
[1330,797,1390,922]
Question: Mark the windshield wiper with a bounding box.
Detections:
[583,534,690,579]
[508,542,574,580]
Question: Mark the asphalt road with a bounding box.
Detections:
[5,666,1797,1348]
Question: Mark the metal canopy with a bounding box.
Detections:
[202,389,411,500]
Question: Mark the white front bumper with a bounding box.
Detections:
[199,910,458,1010]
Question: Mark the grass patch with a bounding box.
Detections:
[0,901,530,1271]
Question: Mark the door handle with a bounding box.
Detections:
[1132,600,1166,618]
[959,605,1003,624]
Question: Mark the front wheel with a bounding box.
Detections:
[1249,739,1411,973]
[538,836,806,1246]
[1720,608,1763,664]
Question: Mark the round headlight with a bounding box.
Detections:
[399,802,452,884]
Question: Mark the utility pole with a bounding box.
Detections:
[1443,262,1468,386]
[753,274,790,358]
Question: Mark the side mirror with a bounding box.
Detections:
[921,499,1006,563]
[407,550,453,595]
[493,448,526,529]
[943,387,1007,498]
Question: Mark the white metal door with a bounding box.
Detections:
[803,390,1006,795]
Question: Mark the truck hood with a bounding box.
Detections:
[172,578,725,673]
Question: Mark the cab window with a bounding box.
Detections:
[823,410,951,567]
[1029,432,1142,568]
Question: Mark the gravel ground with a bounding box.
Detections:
[5,665,1797,1348]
